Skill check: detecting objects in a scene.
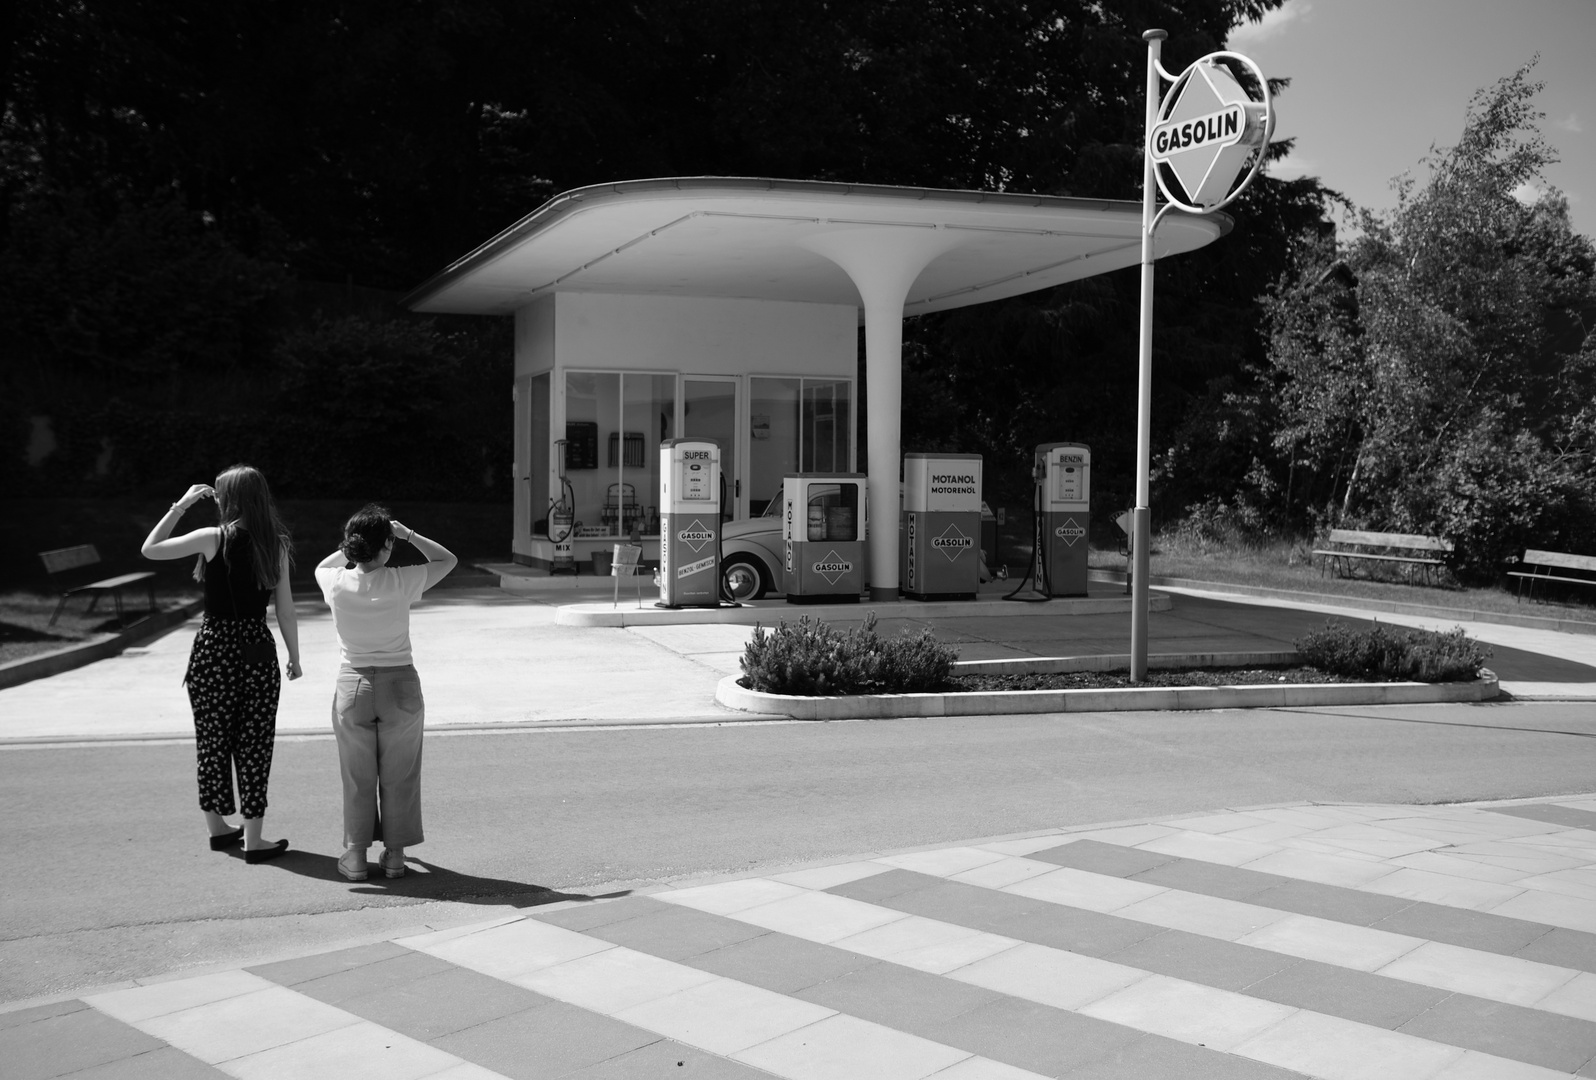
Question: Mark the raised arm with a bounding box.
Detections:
[317,548,350,570]
[392,520,458,591]
[142,485,221,562]
[272,547,303,680]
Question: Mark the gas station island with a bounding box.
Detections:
[405,177,1226,604]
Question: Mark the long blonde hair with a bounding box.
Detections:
[193,464,293,589]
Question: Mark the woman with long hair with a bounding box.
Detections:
[316,505,455,882]
[142,464,302,863]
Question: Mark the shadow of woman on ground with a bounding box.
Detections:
[228,848,631,907]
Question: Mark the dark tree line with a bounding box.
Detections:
[2,0,1336,511]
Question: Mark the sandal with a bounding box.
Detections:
[338,849,369,882]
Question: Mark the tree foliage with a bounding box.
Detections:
[3,0,1329,507]
[1206,63,1596,577]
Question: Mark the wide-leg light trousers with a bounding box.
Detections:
[331,663,424,849]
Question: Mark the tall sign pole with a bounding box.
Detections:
[1131,30,1274,682]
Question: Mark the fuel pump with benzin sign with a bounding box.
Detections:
[782,474,866,602]
[659,438,721,607]
[1035,442,1090,596]
[901,453,981,601]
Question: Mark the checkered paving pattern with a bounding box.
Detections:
[7,799,1596,1079]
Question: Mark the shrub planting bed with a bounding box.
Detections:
[740,616,1491,697]
[949,666,1363,692]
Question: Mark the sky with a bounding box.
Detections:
[1224,0,1596,238]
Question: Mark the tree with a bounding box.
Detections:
[1252,62,1596,576]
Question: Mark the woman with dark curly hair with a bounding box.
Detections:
[141,464,302,863]
[315,505,456,882]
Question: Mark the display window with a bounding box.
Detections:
[560,372,674,537]
[749,377,853,515]
[539,371,851,537]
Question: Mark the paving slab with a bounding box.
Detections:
[15,796,1596,1079]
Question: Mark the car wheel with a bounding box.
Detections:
[721,557,768,602]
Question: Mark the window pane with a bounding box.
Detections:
[564,371,618,537]
[802,380,851,473]
[684,379,737,521]
[750,377,800,515]
[529,373,550,535]
[622,374,673,536]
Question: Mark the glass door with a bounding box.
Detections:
[682,377,740,520]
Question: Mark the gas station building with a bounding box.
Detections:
[405,177,1225,600]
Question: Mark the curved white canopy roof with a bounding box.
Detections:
[406,177,1228,317]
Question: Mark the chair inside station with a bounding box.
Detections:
[601,482,643,534]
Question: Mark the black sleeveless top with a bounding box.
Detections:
[203,528,273,618]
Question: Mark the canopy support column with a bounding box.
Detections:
[802,229,961,601]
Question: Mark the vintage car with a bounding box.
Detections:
[718,493,786,601]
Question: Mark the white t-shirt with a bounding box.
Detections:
[315,564,430,667]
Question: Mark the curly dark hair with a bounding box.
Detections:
[340,504,394,564]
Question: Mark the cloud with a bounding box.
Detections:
[1227,0,1311,48]
[1511,182,1542,206]
[1266,152,1316,179]
[1553,113,1582,134]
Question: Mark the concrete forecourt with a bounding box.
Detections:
[3,578,1595,1078]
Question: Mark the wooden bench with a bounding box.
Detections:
[1313,529,1453,586]
[1508,549,1596,602]
[40,545,158,628]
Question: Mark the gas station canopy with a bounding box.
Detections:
[405,176,1228,316]
[408,176,1230,601]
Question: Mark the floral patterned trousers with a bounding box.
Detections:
[185,616,281,818]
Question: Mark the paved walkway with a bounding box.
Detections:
[6,584,1596,1077]
[9,796,1596,1079]
[2,584,1593,742]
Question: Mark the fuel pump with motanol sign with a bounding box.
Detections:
[1035,442,1090,597]
[659,438,721,607]
[901,453,981,601]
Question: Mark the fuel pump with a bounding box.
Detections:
[781,473,866,602]
[659,438,722,607]
[901,453,981,601]
[549,438,577,575]
[1004,442,1091,600]
[1035,442,1090,596]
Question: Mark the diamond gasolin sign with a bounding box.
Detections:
[812,551,852,585]
[677,520,714,553]
[1054,518,1086,547]
[1148,57,1270,212]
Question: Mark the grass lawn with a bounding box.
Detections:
[0,585,201,666]
[1084,530,1596,627]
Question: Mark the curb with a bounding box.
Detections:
[715,656,1500,719]
[0,600,204,691]
[557,591,1171,628]
[1089,569,1596,636]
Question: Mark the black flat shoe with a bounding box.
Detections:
[209,827,244,851]
[244,840,289,864]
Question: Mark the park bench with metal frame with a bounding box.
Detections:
[39,544,157,628]
[1508,549,1596,603]
[1313,529,1453,586]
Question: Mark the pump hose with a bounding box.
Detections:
[548,477,576,545]
[1003,480,1052,603]
[716,471,741,607]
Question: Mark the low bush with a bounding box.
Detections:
[740,613,957,696]
[1293,620,1491,682]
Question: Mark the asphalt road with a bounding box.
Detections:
[4,700,1594,1003]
